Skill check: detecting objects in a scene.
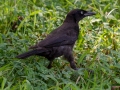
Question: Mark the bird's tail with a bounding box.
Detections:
[16,49,45,59]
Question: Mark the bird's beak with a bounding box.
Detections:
[84,11,96,16]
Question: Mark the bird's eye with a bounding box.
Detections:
[81,11,83,14]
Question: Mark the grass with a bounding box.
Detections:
[0,0,120,90]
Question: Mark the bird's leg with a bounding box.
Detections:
[69,57,78,70]
[47,60,53,69]
[70,60,78,70]
[64,52,78,70]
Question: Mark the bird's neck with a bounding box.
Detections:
[64,15,79,24]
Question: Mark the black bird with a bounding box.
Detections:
[16,9,95,70]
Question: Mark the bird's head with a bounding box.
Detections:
[64,9,96,23]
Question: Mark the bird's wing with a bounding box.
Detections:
[38,35,76,47]
[30,34,77,49]
[42,35,77,47]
